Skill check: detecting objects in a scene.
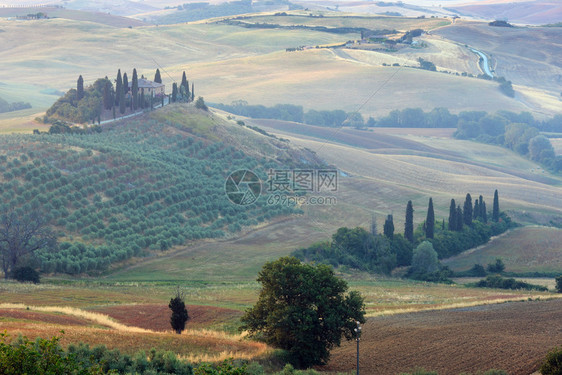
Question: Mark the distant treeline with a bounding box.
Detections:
[212,101,374,127]
[293,190,514,281]
[219,19,369,35]
[214,101,562,172]
[0,96,31,114]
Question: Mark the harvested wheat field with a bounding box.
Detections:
[324,298,562,375]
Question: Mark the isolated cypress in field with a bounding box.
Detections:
[425,198,434,239]
[154,68,162,84]
[481,201,488,223]
[172,83,178,103]
[473,199,480,220]
[132,68,139,110]
[463,193,473,226]
[448,199,457,231]
[456,205,463,231]
[405,200,414,243]
[169,289,189,334]
[384,214,394,239]
[493,189,500,222]
[77,75,84,100]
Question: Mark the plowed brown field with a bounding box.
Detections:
[324,299,562,375]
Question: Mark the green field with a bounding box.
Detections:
[443,226,562,275]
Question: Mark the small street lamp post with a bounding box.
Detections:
[354,321,362,375]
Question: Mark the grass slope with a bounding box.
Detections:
[443,226,562,275]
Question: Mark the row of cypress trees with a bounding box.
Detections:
[383,189,501,240]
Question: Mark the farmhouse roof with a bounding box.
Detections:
[129,78,164,89]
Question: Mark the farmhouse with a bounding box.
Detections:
[129,78,165,96]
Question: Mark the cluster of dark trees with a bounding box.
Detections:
[454,110,562,172]
[0,97,32,114]
[45,69,194,124]
[473,275,548,291]
[293,190,514,280]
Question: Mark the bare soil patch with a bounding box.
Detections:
[0,308,90,327]
[324,299,562,375]
[92,304,243,332]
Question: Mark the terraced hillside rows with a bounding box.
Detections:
[0,105,320,275]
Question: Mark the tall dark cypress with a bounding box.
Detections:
[172,83,178,103]
[463,193,473,226]
[425,198,434,239]
[77,75,84,100]
[123,72,128,95]
[154,68,162,84]
[478,195,484,218]
[473,199,480,220]
[405,200,414,243]
[448,199,456,231]
[456,205,463,231]
[103,78,112,110]
[191,82,194,102]
[115,69,122,106]
[492,189,500,222]
[383,214,394,239]
[181,72,187,93]
[481,201,487,223]
[132,68,139,110]
[119,83,125,114]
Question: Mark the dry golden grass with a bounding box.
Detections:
[0,303,268,361]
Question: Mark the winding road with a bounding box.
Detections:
[470,48,494,78]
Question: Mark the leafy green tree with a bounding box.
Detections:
[540,346,562,375]
[493,189,500,222]
[12,266,40,283]
[383,214,394,239]
[169,288,189,334]
[154,68,162,84]
[405,200,414,243]
[77,75,84,100]
[411,241,439,275]
[487,258,505,273]
[529,135,556,162]
[240,256,365,368]
[463,193,473,226]
[425,198,434,239]
[195,97,208,111]
[1,210,57,279]
[448,199,456,231]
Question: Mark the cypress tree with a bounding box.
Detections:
[77,75,84,100]
[132,68,139,110]
[405,200,414,243]
[115,69,122,106]
[463,193,473,226]
[154,68,162,84]
[479,195,484,218]
[425,198,434,239]
[493,189,500,222]
[370,213,377,236]
[448,199,456,231]
[169,288,189,334]
[103,78,112,110]
[123,72,128,95]
[473,199,480,220]
[456,205,463,231]
[191,82,194,102]
[383,214,394,239]
[172,83,178,103]
[181,72,187,94]
[481,201,488,223]
[119,83,126,114]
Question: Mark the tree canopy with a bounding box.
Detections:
[240,256,365,368]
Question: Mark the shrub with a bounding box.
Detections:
[539,346,562,375]
[487,258,505,273]
[12,266,40,284]
[556,275,562,293]
[468,263,487,277]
